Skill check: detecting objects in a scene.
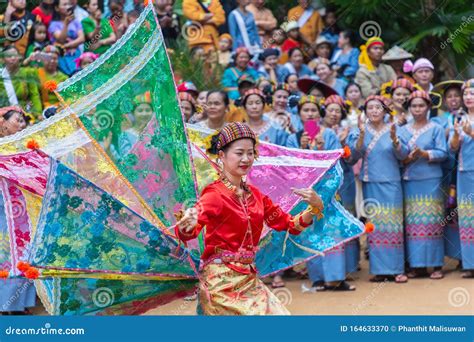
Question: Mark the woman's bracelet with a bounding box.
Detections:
[306,205,324,220]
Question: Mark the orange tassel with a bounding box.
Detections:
[25,268,39,279]
[17,261,31,273]
[342,145,351,159]
[43,80,58,92]
[365,222,375,233]
[0,270,9,278]
[26,139,40,150]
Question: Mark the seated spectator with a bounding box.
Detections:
[103,0,134,18]
[82,0,117,54]
[0,46,42,121]
[382,45,414,82]
[330,30,359,80]
[406,58,435,92]
[23,21,50,67]
[37,45,68,109]
[281,21,302,54]
[246,0,277,47]
[155,0,181,47]
[257,48,290,84]
[0,106,28,137]
[228,0,261,53]
[308,36,332,69]
[283,47,313,78]
[182,0,225,52]
[218,34,233,67]
[320,6,340,47]
[179,92,197,122]
[221,47,259,101]
[108,0,128,39]
[288,0,323,52]
[75,51,99,71]
[71,0,89,22]
[197,90,229,130]
[49,0,85,76]
[355,37,397,98]
[297,76,338,103]
[32,0,55,26]
[0,0,37,57]
[312,57,347,97]
[127,9,140,26]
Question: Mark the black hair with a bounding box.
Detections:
[344,82,362,96]
[242,92,265,108]
[207,132,257,156]
[52,0,75,21]
[2,45,19,54]
[284,73,297,84]
[340,29,356,47]
[206,90,230,107]
[28,21,48,46]
[4,109,28,124]
[288,47,303,59]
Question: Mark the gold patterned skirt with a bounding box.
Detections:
[198,262,290,315]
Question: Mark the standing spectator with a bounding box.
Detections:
[381,45,414,82]
[49,0,85,76]
[287,0,323,51]
[344,82,363,128]
[32,0,55,26]
[182,0,225,52]
[246,0,277,47]
[267,83,295,134]
[0,0,37,57]
[257,48,289,84]
[389,78,414,126]
[217,34,233,67]
[348,95,410,283]
[355,37,397,98]
[228,0,261,53]
[450,79,474,278]
[0,46,42,121]
[400,91,447,280]
[221,47,259,101]
[283,47,313,78]
[82,0,117,54]
[36,45,68,109]
[331,30,359,80]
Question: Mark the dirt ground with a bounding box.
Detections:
[145,257,473,315]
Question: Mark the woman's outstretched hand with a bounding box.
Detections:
[177,208,198,235]
[292,188,323,210]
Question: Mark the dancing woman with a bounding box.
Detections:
[175,122,323,315]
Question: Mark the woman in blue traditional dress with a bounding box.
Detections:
[347,95,410,283]
[449,79,474,278]
[221,47,259,101]
[0,106,36,315]
[286,95,355,290]
[320,95,360,277]
[431,80,464,266]
[243,89,288,146]
[399,90,447,279]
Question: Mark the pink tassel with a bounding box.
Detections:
[403,60,414,73]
